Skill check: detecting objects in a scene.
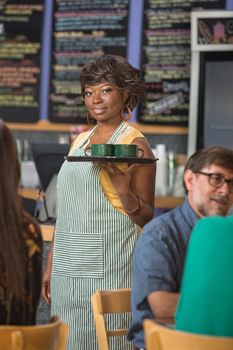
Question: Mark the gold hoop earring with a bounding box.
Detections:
[121,105,132,121]
[87,112,95,125]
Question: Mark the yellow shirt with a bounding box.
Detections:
[69,123,146,214]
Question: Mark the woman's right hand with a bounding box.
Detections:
[42,235,54,304]
[42,268,51,304]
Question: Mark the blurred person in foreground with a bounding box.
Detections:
[42,54,156,350]
[0,119,42,325]
[176,215,233,337]
[128,146,233,350]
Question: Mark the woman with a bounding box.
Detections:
[0,119,43,325]
[42,54,156,350]
[176,215,233,336]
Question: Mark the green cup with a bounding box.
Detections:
[85,144,114,157]
[114,144,144,158]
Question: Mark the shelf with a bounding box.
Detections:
[8,120,77,132]
[133,123,188,135]
[7,120,188,135]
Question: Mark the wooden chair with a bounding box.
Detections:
[0,315,68,350]
[144,319,233,350]
[0,329,22,350]
[92,288,131,350]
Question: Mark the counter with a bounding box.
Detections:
[20,187,184,242]
[19,187,184,210]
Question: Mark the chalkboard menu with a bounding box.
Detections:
[49,0,129,124]
[139,0,226,126]
[0,0,44,123]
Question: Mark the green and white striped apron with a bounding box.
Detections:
[51,122,138,350]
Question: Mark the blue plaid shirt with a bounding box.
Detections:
[128,200,198,349]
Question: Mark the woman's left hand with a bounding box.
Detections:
[99,162,138,194]
[98,137,156,227]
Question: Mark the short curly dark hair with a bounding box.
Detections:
[80,54,145,111]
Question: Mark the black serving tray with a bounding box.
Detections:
[65,156,158,164]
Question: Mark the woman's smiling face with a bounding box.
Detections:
[83,82,128,123]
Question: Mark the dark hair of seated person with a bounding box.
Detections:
[0,119,43,325]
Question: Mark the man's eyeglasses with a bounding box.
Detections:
[194,171,233,193]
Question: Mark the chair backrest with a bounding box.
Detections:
[31,142,69,192]
[0,316,68,350]
[144,319,233,350]
[0,329,22,350]
[91,289,131,350]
